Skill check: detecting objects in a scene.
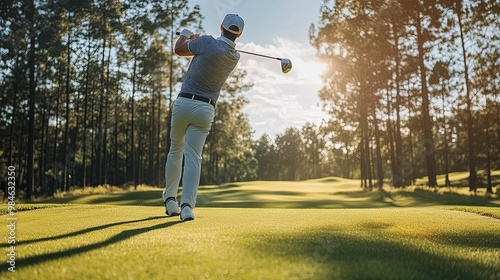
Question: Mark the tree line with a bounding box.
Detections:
[306,0,499,192]
[0,0,255,199]
[0,0,498,200]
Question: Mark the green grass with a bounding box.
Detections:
[1,174,499,279]
[1,206,499,280]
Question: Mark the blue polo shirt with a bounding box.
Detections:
[180,35,240,102]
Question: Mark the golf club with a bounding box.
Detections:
[237,50,292,74]
[176,32,292,74]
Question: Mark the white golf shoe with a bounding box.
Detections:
[162,190,180,216]
[180,205,195,221]
[166,200,180,216]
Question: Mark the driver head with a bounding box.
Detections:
[281,58,292,74]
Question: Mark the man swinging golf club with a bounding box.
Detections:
[162,14,244,221]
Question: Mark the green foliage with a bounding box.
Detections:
[253,134,278,180]
[275,127,304,180]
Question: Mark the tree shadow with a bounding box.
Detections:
[247,228,500,279]
[434,232,500,249]
[34,181,499,209]
[198,183,240,191]
[17,219,182,268]
[394,190,498,207]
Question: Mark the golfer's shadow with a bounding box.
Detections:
[11,216,167,246]
[19,218,182,268]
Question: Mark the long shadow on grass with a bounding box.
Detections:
[39,191,163,206]
[332,189,499,208]
[17,219,182,268]
[41,183,242,206]
[196,189,399,209]
[1,216,166,247]
[248,229,500,279]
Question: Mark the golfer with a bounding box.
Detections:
[162,14,244,221]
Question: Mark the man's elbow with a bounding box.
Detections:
[175,45,191,57]
[174,47,182,56]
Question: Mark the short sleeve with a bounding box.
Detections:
[187,35,214,55]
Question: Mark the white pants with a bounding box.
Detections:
[163,97,215,208]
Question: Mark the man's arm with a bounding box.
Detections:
[175,36,192,56]
[175,29,199,56]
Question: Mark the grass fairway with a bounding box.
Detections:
[1,176,499,279]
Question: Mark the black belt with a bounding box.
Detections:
[178,92,216,107]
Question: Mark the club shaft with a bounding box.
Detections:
[176,32,282,61]
[236,50,281,61]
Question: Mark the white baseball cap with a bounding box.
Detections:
[221,14,244,35]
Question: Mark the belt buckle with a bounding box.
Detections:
[191,94,195,100]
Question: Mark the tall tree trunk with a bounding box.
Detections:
[455,4,476,191]
[149,82,155,185]
[90,94,97,185]
[39,94,46,192]
[157,79,162,187]
[26,0,36,200]
[43,106,50,194]
[97,35,106,185]
[359,89,371,189]
[62,11,72,192]
[442,94,450,187]
[82,33,92,188]
[113,58,122,186]
[497,95,500,153]
[386,87,397,187]
[103,36,112,185]
[415,11,437,187]
[407,80,415,185]
[138,118,145,184]
[131,46,138,189]
[8,56,21,168]
[52,63,63,195]
[391,19,404,187]
[39,61,51,192]
[485,131,492,194]
[70,80,80,187]
[373,109,383,189]
[359,141,365,188]
[114,95,119,185]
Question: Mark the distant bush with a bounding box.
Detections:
[54,185,123,198]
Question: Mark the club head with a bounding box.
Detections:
[281,58,292,74]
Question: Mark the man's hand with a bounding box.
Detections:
[176,30,200,40]
[179,29,194,39]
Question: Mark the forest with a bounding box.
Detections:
[0,0,498,200]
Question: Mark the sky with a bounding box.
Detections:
[187,0,329,139]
